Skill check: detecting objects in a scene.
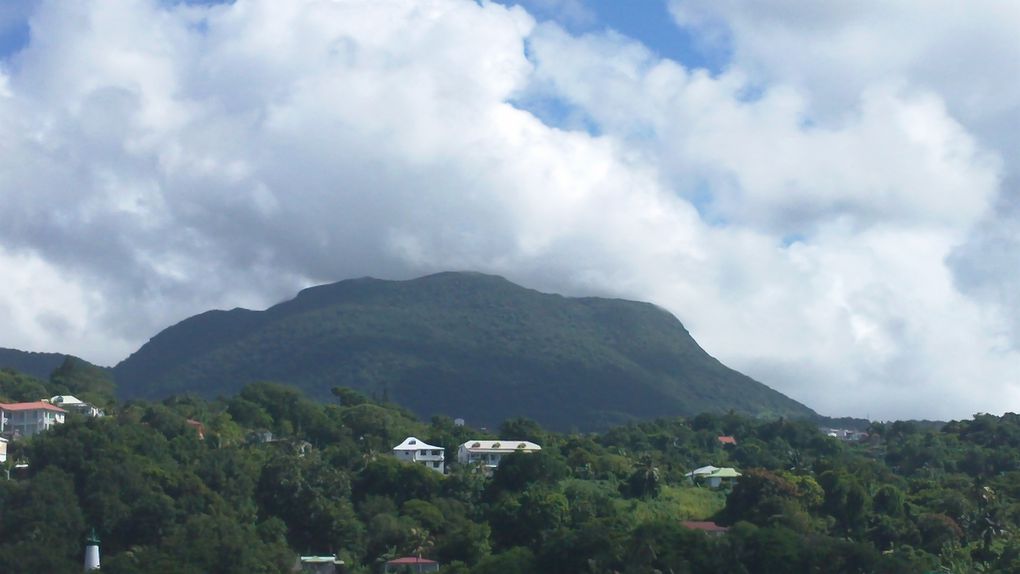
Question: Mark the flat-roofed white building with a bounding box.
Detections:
[392,436,445,473]
[457,440,541,469]
[0,402,67,437]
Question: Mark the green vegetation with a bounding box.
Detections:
[0,358,116,409]
[3,376,1020,573]
[113,272,813,430]
[0,347,81,382]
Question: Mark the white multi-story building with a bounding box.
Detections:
[392,436,445,473]
[0,402,67,437]
[0,436,7,464]
[457,440,541,469]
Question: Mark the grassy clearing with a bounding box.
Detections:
[621,484,727,522]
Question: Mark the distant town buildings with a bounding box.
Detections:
[823,428,870,442]
[457,440,541,469]
[392,437,446,473]
[0,401,67,437]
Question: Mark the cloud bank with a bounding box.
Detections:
[0,0,1017,419]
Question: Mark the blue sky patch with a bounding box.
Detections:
[496,0,730,74]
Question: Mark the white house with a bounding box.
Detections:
[49,395,104,418]
[296,555,345,574]
[457,439,541,469]
[685,465,741,488]
[392,436,445,473]
[0,402,67,437]
[0,436,7,464]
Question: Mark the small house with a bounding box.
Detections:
[392,437,445,473]
[296,555,345,574]
[685,465,741,488]
[456,440,541,469]
[49,395,104,417]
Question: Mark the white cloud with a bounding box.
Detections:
[0,0,1017,419]
[668,0,1020,350]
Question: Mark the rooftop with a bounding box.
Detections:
[299,556,344,564]
[0,401,68,413]
[393,436,443,451]
[460,440,541,453]
[387,557,438,565]
[685,465,719,477]
[681,521,729,533]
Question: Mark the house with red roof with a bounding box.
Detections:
[0,401,67,437]
[717,435,737,446]
[681,521,730,536]
[384,556,439,573]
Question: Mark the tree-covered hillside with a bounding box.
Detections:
[0,347,82,381]
[0,358,116,409]
[4,377,1020,573]
[114,272,813,430]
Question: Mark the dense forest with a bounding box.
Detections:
[2,365,1020,573]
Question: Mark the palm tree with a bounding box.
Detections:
[628,456,662,498]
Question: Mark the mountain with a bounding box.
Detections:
[0,347,77,381]
[114,272,815,430]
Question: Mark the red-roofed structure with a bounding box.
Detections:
[0,401,67,413]
[681,521,730,535]
[0,402,67,437]
[385,556,439,573]
[717,435,737,446]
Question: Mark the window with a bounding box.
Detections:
[432,450,441,456]
[433,461,440,468]
[420,450,427,456]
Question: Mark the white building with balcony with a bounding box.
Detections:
[457,440,541,469]
[0,401,67,437]
[392,436,445,473]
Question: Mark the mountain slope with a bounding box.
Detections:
[0,347,76,381]
[114,272,814,430]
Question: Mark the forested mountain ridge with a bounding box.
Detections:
[0,347,83,381]
[113,272,815,429]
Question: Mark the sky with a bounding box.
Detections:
[0,0,1018,421]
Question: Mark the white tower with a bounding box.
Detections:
[84,528,100,570]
